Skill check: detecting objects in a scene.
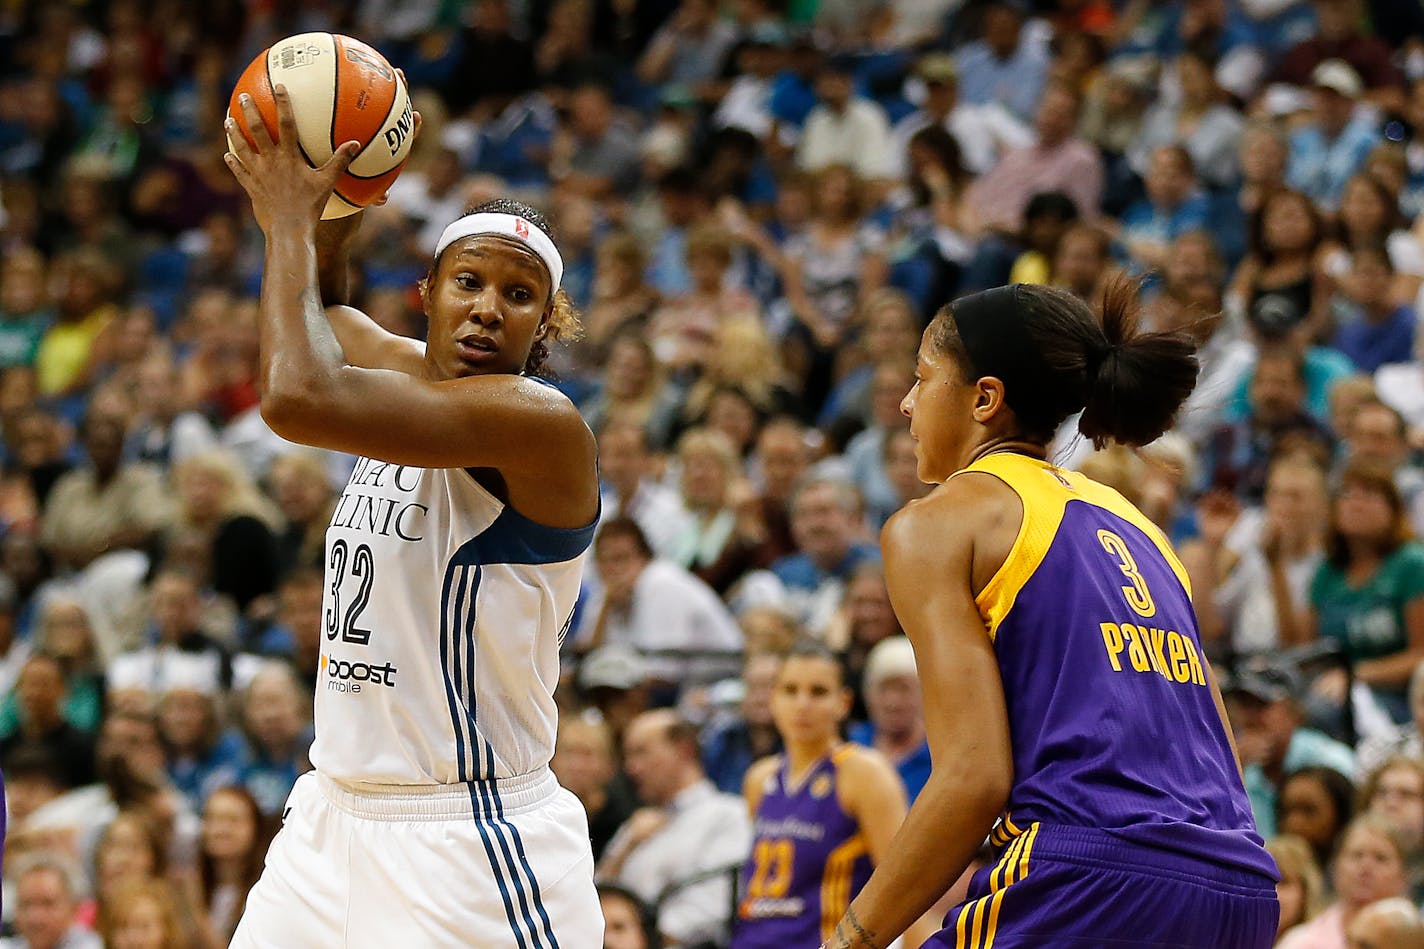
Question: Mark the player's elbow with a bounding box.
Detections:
[260,386,327,442]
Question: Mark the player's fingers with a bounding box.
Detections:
[273,84,298,145]
[411,110,422,142]
[224,116,256,163]
[237,93,272,151]
[223,151,253,188]
[319,140,361,184]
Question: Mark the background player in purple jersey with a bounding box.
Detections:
[823,280,1280,949]
[734,641,936,948]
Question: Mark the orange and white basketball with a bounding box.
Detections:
[227,32,414,219]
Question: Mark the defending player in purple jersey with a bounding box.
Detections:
[734,643,937,948]
[822,282,1279,949]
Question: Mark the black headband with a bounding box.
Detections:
[948,284,1054,420]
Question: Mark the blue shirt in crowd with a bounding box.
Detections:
[1333,305,1417,373]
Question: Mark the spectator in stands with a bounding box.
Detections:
[578,518,743,696]
[1307,462,1424,725]
[1287,60,1381,212]
[1182,455,1328,661]
[1119,146,1212,272]
[40,410,165,573]
[700,650,783,795]
[1340,401,1424,518]
[580,232,661,369]
[955,0,1050,123]
[848,636,931,802]
[965,80,1103,237]
[552,714,636,861]
[636,0,737,89]
[1358,756,1424,900]
[795,57,895,182]
[0,246,54,370]
[97,879,186,949]
[1277,765,1357,871]
[1273,0,1406,102]
[1223,666,1357,837]
[195,785,269,944]
[34,249,121,400]
[842,364,915,527]
[598,883,662,949]
[1277,814,1411,949]
[157,676,245,811]
[167,450,280,618]
[236,662,310,817]
[1344,898,1424,948]
[780,165,887,408]
[576,644,654,748]
[1320,174,1424,307]
[552,82,642,199]
[0,853,100,949]
[94,810,167,914]
[597,710,752,948]
[596,420,689,560]
[266,450,336,576]
[649,226,760,373]
[126,353,217,469]
[1133,49,1245,190]
[1332,247,1417,373]
[1266,835,1325,941]
[1006,191,1079,287]
[0,653,96,789]
[1203,347,1333,502]
[769,479,877,636]
[666,428,761,593]
[583,334,675,440]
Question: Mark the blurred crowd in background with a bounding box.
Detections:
[2,0,1424,946]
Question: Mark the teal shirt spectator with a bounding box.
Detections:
[0,309,51,368]
[0,670,103,736]
[1229,345,1356,423]
[1310,540,1424,720]
[1244,728,1357,837]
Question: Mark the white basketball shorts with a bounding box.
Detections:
[230,769,603,948]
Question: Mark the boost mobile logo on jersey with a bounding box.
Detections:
[322,654,398,692]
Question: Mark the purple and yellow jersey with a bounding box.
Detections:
[967,453,1276,881]
[732,747,874,948]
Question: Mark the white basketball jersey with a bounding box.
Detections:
[309,457,593,787]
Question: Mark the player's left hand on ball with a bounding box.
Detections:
[224,84,361,233]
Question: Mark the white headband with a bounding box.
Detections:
[434,212,563,293]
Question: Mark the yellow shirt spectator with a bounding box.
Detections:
[35,303,117,396]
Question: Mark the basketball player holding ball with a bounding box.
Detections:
[223,63,603,949]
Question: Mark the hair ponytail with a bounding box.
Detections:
[1075,278,1198,448]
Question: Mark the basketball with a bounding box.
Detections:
[227,32,414,220]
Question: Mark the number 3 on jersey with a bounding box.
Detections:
[326,539,375,644]
[1097,529,1156,618]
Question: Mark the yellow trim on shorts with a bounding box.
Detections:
[955,822,1040,949]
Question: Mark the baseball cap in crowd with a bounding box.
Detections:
[916,53,957,85]
[863,636,918,690]
[1220,664,1302,705]
[1248,290,1308,340]
[579,644,650,693]
[1311,59,1363,99]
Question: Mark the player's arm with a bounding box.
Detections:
[838,750,939,948]
[742,755,780,818]
[825,482,1014,949]
[314,213,427,374]
[227,87,596,527]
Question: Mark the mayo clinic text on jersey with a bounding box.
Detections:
[331,458,429,541]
